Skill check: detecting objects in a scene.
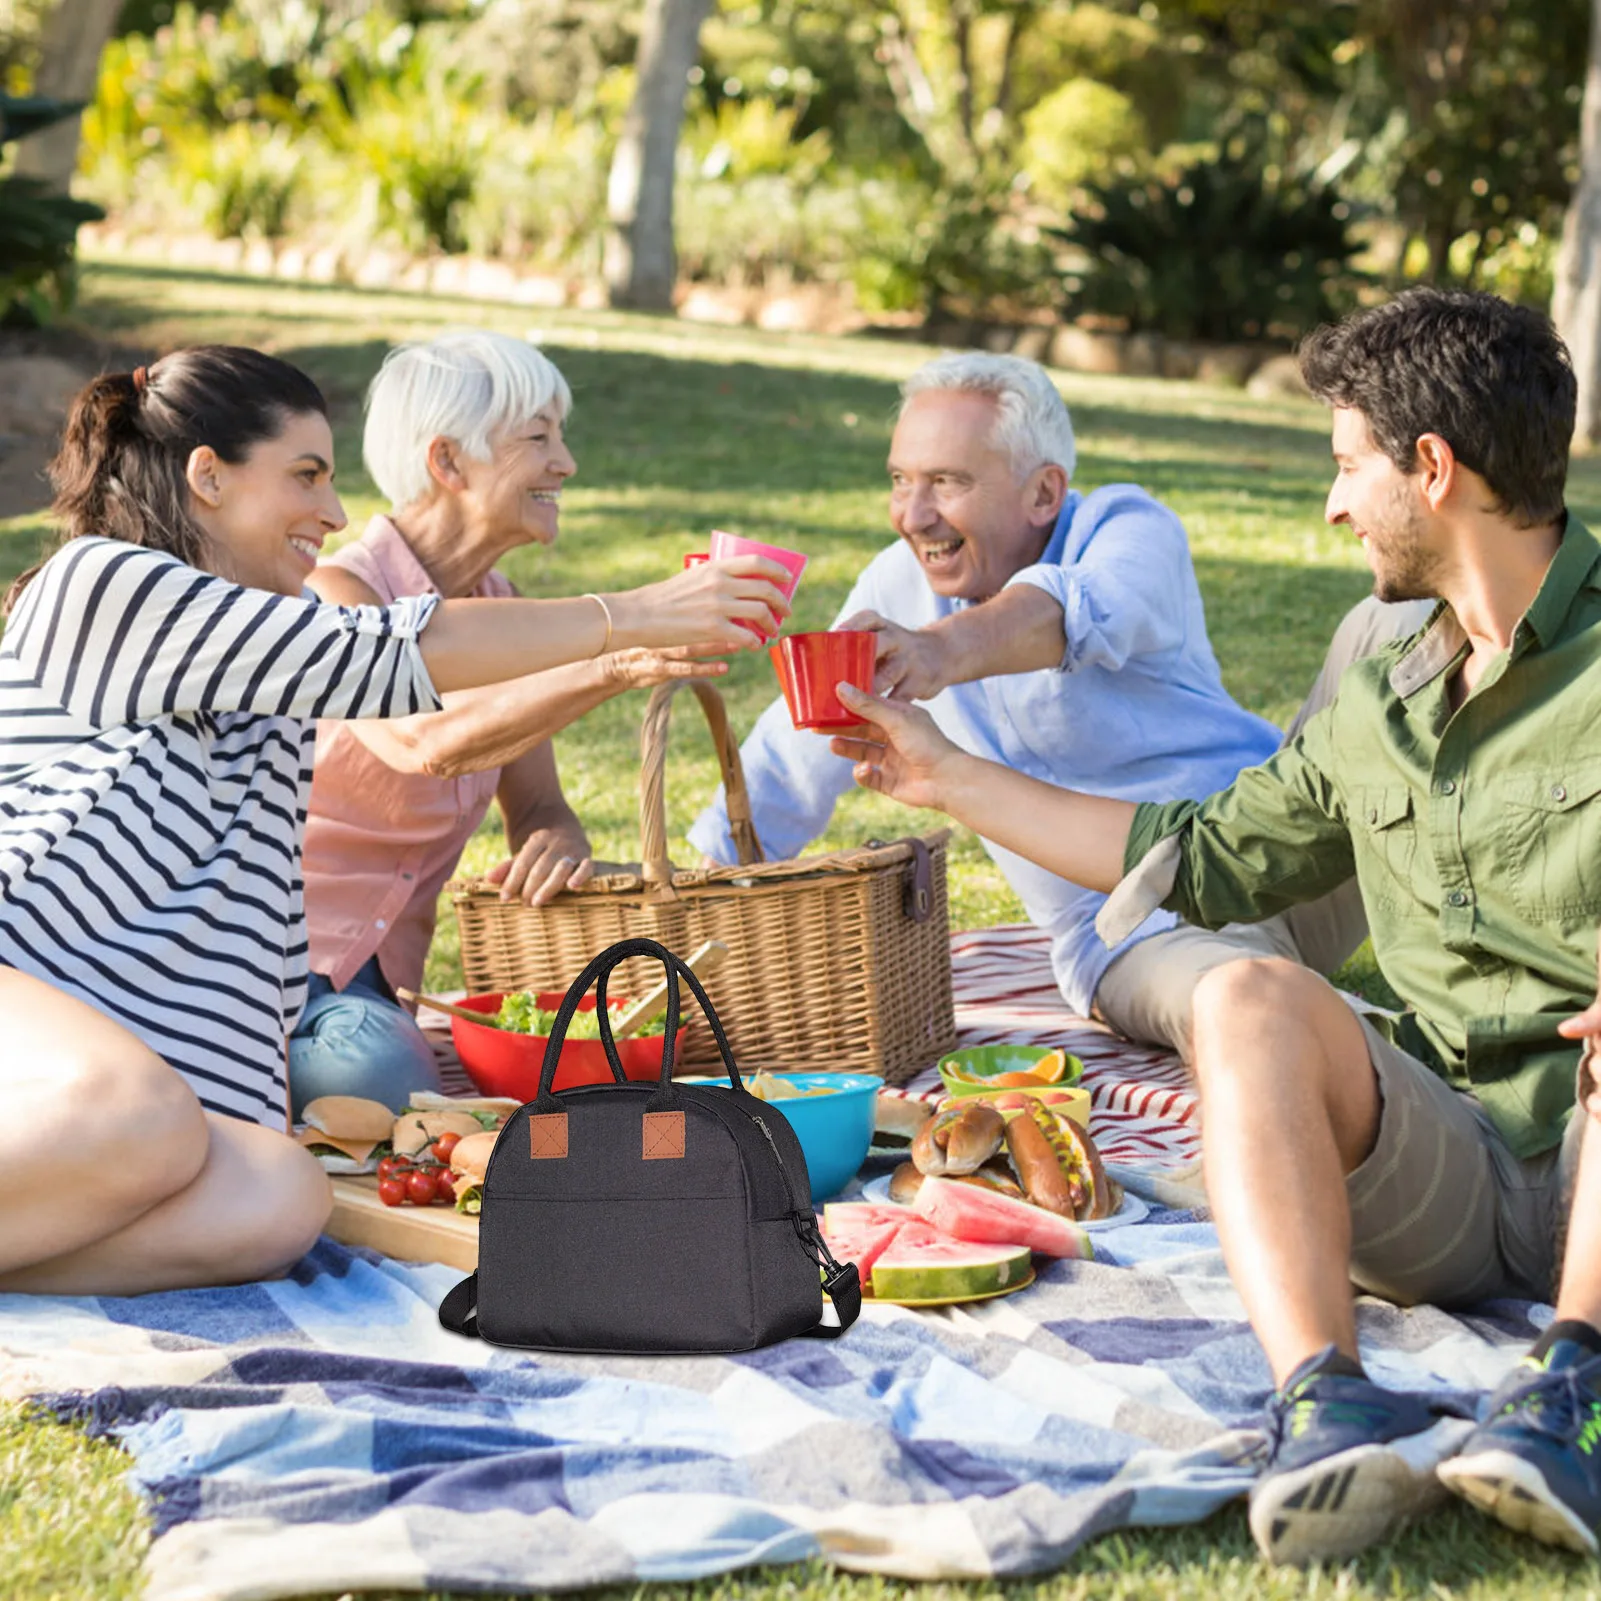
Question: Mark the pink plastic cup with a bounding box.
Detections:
[709,529,808,639]
[769,630,876,731]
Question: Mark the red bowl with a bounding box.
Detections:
[450,992,686,1100]
[768,630,875,730]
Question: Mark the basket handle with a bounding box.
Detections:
[639,680,764,893]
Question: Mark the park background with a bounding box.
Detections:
[9,3,1601,1599]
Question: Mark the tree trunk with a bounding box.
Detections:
[604,0,711,312]
[12,0,124,193]
[1556,0,1601,450]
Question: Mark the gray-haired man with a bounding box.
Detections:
[691,352,1428,1055]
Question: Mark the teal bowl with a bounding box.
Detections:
[684,1071,881,1201]
[758,1072,881,1200]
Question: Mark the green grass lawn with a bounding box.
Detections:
[6,258,1601,1599]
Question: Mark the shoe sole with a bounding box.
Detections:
[1249,1420,1464,1566]
[1439,1448,1600,1556]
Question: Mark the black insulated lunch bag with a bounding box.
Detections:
[438,936,860,1353]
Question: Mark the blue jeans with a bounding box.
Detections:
[288,955,443,1119]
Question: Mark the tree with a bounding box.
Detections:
[1556,0,1601,447]
[10,0,124,193]
[604,0,712,310]
[1367,0,1587,283]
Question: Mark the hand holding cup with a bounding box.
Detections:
[828,684,965,812]
[710,530,808,639]
[621,554,794,651]
[839,607,952,701]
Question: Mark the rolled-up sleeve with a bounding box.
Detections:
[1006,486,1191,674]
[1098,713,1354,943]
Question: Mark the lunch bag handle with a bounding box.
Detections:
[531,936,742,1113]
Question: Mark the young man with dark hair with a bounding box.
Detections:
[827,288,1601,1565]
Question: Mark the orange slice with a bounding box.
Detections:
[1030,1050,1068,1084]
[985,1051,1068,1088]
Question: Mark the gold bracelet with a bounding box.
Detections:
[583,592,613,657]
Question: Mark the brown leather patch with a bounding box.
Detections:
[529,1113,568,1159]
[642,1110,685,1160]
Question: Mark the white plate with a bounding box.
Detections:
[859,1172,1148,1231]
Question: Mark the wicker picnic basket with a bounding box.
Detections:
[447,680,957,1085]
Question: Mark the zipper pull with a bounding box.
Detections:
[751,1114,785,1168]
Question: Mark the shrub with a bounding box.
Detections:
[683,94,832,185]
[1021,79,1147,209]
[1053,130,1366,342]
[857,184,1054,321]
[170,121,303,240]
[0,94,105,324]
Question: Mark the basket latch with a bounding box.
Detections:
[902,838,932,922]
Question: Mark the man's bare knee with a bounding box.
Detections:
[1192,956,1381,1165]
[1192,957,1323,1047]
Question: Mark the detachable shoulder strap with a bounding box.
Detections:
[438,1263,860,1342]
[439,1272,478,1337]
[801,1260,862,1339]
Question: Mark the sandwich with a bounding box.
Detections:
[449,1130,497,1216]
[390,1108,493,1158]
[295,1095,395,1174]
[873,1088,934,1145]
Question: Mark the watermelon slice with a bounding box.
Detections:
[823,1203,945,1285]
[822,1201,912,1233]
[914,1174,1093,1259]
[870,1236,1032,1301]
[821,1216,904,1285]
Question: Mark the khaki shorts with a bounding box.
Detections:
[1345,1012,1583,1308]
[1092,877,1369,1062]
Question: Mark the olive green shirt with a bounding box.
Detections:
[1117,518,1601,1159]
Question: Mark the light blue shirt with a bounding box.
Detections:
[688,484,1281,1013]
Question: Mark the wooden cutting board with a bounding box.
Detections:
[328,1176,479,1271]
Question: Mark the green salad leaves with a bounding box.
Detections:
[490,991,667,1038]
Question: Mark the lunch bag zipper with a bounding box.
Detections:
[685,1092,830,1268]
[679,1087,792,1219]
[750,1111,845,1278]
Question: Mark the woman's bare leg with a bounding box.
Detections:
[0,968,331,1294]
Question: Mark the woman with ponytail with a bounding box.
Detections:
[0,346,790,1295]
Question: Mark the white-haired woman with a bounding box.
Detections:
[290,329,723,1114]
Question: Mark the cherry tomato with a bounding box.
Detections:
[429,1133,461,1163]
[378,1177,407,1208]
[376,1155,410,1182]
[432,1171,456,1204]
[405,1169,438,1206]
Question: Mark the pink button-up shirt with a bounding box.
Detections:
[302,515,513,995]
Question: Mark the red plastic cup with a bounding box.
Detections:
[769,630,876,731]
[709,529,807,638]
[683,552,710,568]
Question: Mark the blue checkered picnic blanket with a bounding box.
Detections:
[1,1201,1538,1601]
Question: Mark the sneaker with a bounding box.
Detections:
[1248,1347,1470,1565]
[1438,1343,1601,1555]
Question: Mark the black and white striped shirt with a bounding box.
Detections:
[0,537,442,1125]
